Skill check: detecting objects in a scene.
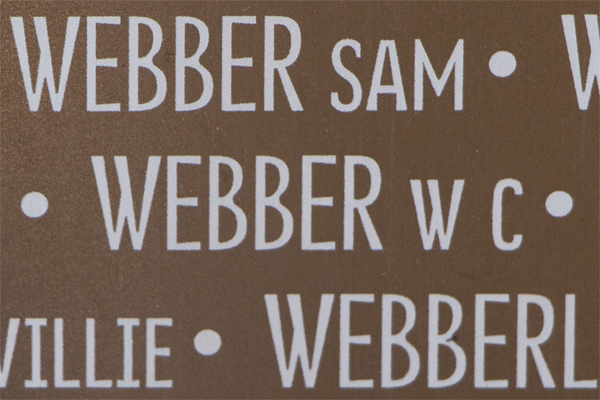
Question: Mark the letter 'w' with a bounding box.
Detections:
[410,179,464,250]
[11,17,80,112]
[92,156,161,250]
[264,294,334,388]
[562,15,600,110]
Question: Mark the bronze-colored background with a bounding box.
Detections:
[1,1,598,398]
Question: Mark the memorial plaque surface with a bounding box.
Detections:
[1,1,599,398]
